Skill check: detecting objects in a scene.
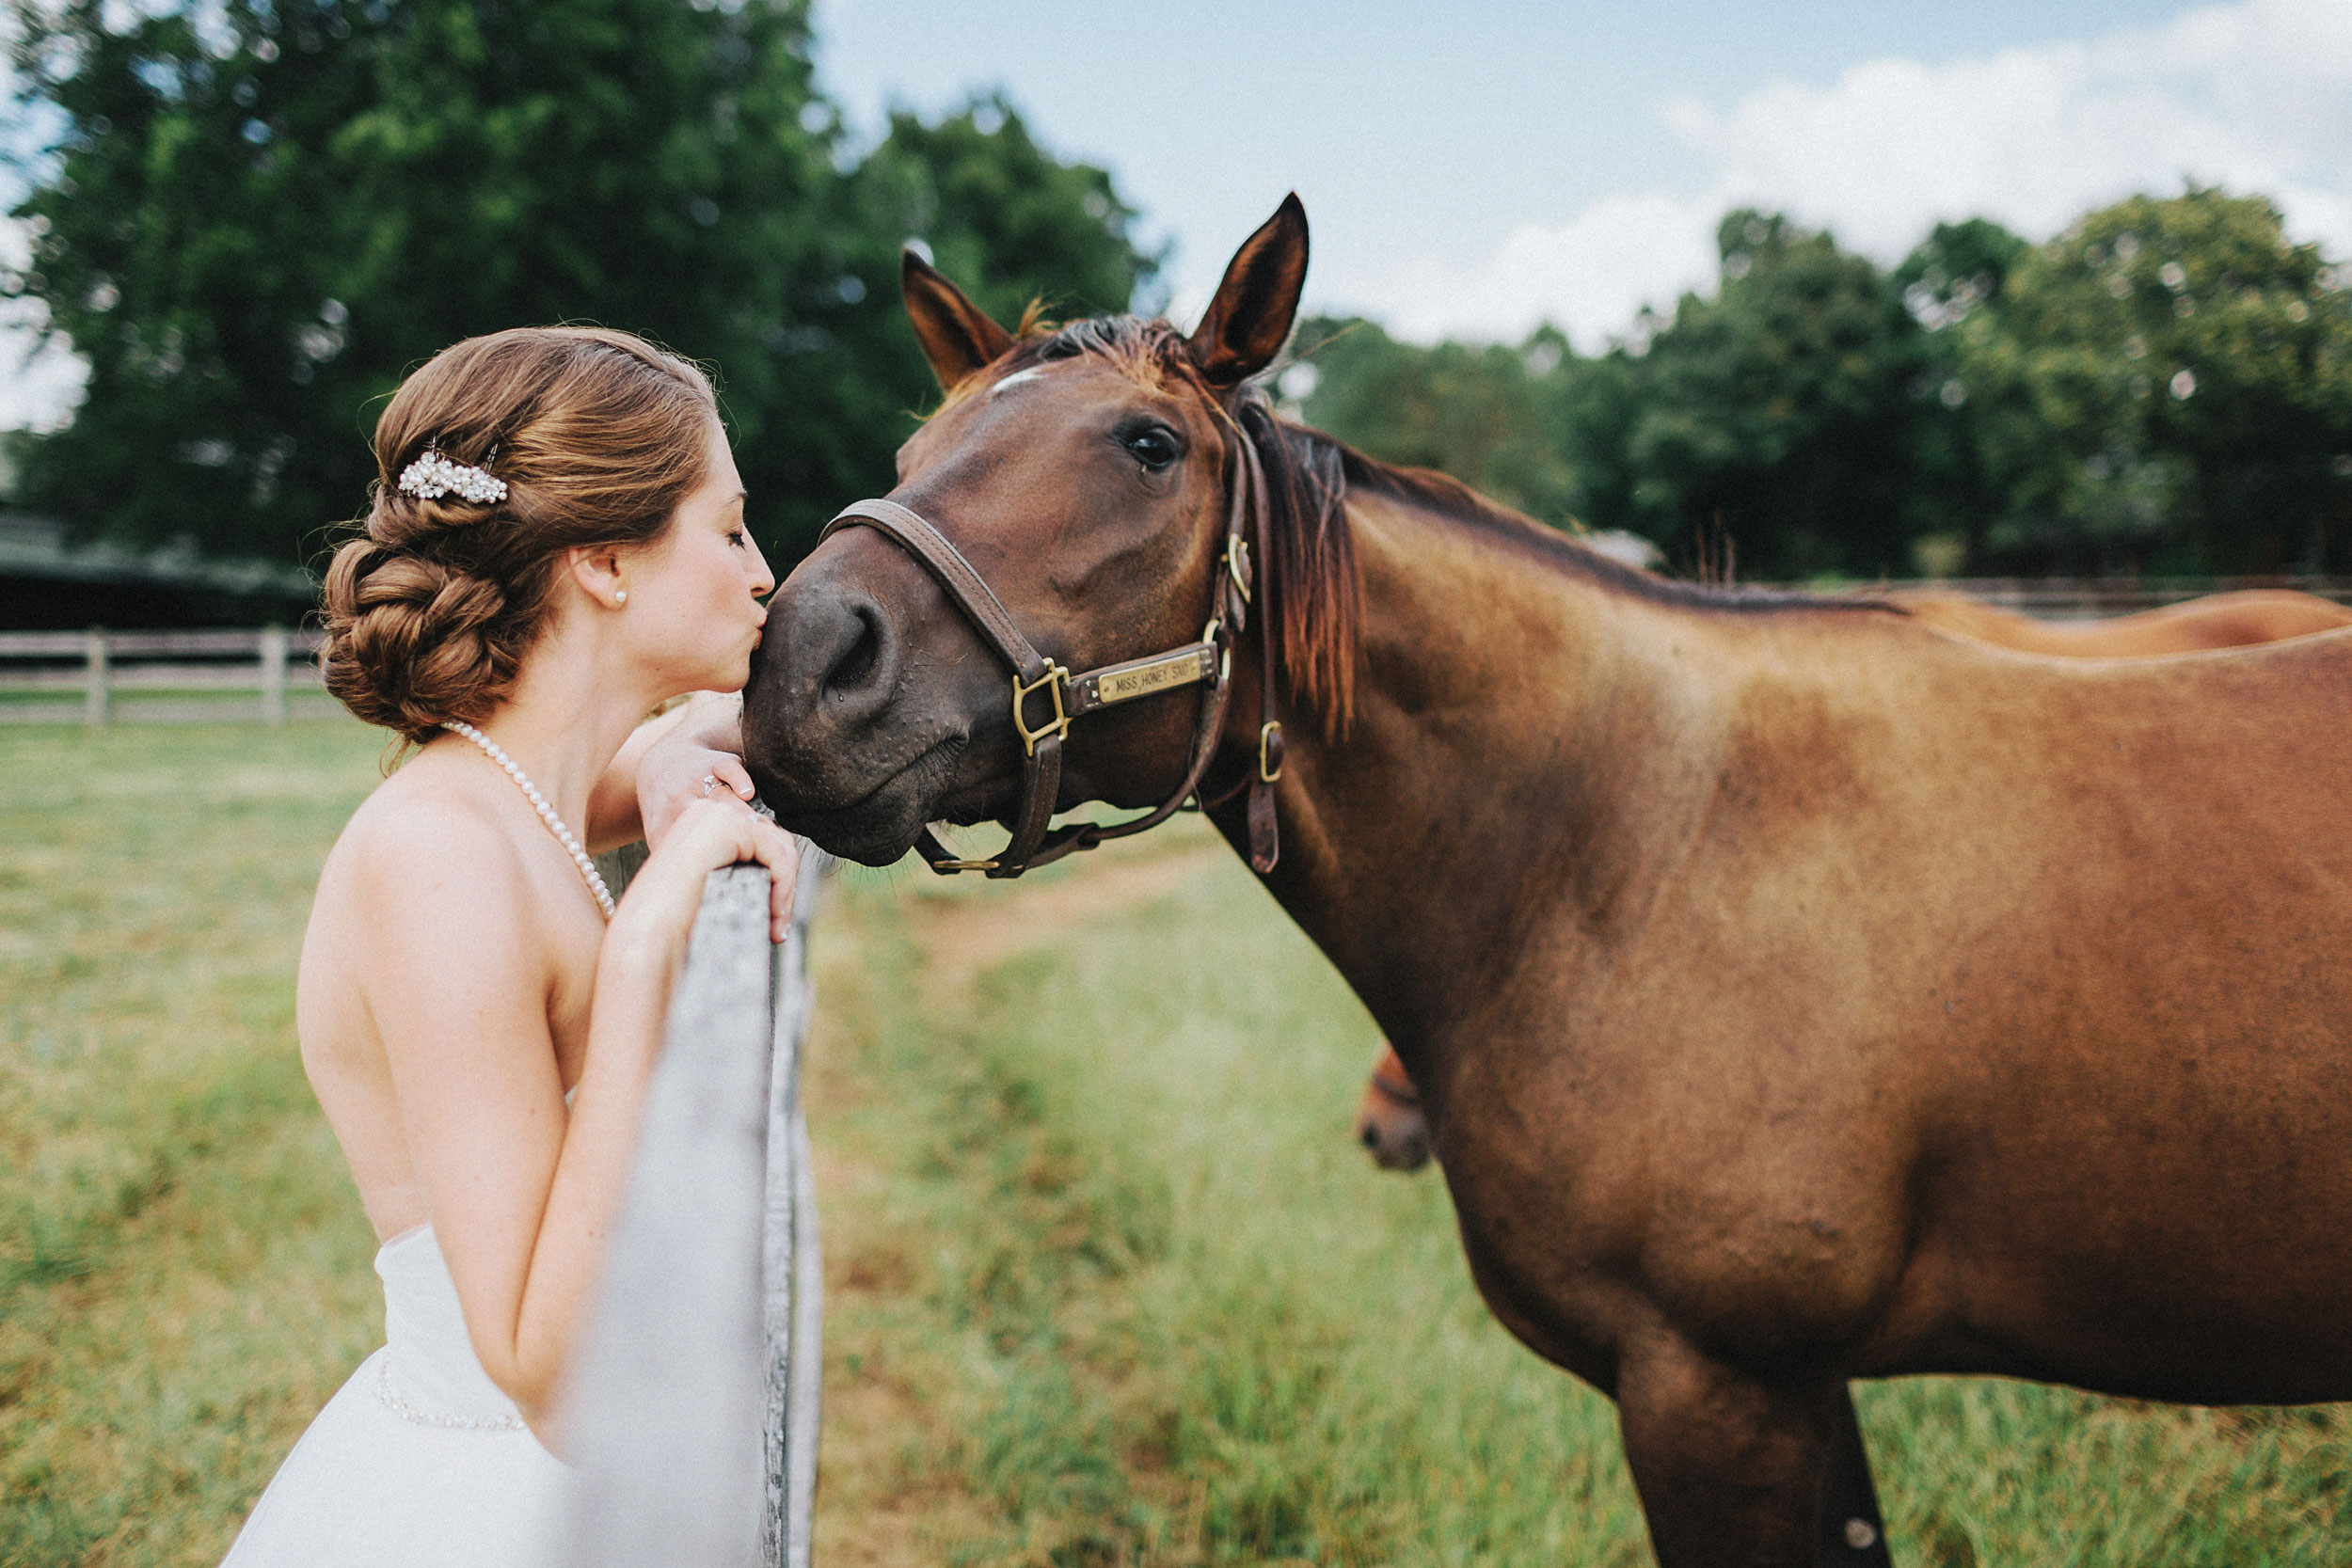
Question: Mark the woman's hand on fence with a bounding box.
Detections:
[610,795,801,953]
[635,698,755,848]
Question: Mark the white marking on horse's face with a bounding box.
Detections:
[989,367,1047,398]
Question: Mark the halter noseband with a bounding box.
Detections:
[817,405,1283,879]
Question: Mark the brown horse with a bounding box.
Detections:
[1354,586,2352,1175]
[743,198,2352,1567]
[1357,1041,1428,1170]
[1896,587,2352,655]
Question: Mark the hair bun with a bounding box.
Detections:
[322,539,515,745]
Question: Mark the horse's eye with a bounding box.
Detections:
[1122,426,1181,470]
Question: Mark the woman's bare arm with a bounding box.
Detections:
[353,793,797,1440]
[583,692,754,853]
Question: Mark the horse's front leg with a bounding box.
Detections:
[1616,1338,1889,1568]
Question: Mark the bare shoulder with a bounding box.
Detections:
[305,757,552,1019]
[323,758,534,926]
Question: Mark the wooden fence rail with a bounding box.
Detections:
[0,626,331,725]
[554,844,829,1568]
[14,582,2352,727]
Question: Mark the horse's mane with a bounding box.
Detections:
[1335,454,1898,618]
[953,312,1889,744]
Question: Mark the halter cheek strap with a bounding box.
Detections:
[1191,409,1284,874]
[817,411,1279,879]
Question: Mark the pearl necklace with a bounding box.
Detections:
[442,721,615,920]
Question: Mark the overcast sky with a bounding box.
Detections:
[4,0,2348,430]
[815,0,2352,341]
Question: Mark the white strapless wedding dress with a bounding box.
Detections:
[218,1224,570,1566]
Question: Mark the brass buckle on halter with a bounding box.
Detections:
[1012,662,1072,756]
[930,855,999,872]
[1225,537,1253,605]
[1259,720,1285,783]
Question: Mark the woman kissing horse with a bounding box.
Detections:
[1354,585,2352,1174]
[742,197,2352,1568]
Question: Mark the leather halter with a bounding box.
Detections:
[818,406,1284,879]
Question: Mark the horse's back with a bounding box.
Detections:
[1895,586,2352,657]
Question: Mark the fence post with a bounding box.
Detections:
[83,626,108,727]
[552,864,773,1568]
[764,843,828,1568]
[551,841,828,1568]
[259,625,287,725]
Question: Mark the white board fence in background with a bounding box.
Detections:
[13,582,2352,727]
[0,626,332,724]
[556,842,829,1568]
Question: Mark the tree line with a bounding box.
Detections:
[5,0,1154,568]
[1291,192,2352,581]
[8,2,2351,582]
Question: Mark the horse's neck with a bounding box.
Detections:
[1242,495,1740,1076]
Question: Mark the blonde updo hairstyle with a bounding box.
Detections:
[322,326,719,746]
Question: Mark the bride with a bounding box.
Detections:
[220,326,800,1565]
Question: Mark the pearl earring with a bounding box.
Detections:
[614,590,627,605]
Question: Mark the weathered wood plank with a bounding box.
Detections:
[0,696,342,726]
[563,837,827,1568]
[261,626,288,725]
[0,631,88,656]
[764,842,829,1568]
[0,662,326,692]
[0,627,328,657]
[549,863,776,1568]
[785,1101,823,1568]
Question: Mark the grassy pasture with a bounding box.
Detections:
[3,724,2350,1565]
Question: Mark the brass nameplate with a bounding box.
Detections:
[1093,651,1207,706]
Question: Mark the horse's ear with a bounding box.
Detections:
[902,248,1013,389]
[1189,193,1310,388]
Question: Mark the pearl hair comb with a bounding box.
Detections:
[398,449,508,505]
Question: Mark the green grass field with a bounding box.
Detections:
[5,724,2350,1565]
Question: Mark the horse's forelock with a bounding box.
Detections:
[926,313,1184,418]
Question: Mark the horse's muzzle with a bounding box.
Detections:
[742,534,1003,861]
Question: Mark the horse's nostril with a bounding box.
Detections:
[1359,1124,1379,1149]
[824,606,882,699]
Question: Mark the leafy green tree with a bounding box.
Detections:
[788,93,1159,552]
[1294,215,1935,579]
[1535,344,1645,547]
[1893,218,2029,572]
[1290,314,1574,524]
[6,3,1154,567]
[8,1,391,563]
[1602,211,1931,579]
[1894,218,2029,332]
[1282,197,2352,581]
[1954,188,2352,574]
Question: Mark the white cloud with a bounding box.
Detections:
[1358,193,1723,350]
[1344,0,2352,349]
[0,214,86,437]
[0,324,87,435]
